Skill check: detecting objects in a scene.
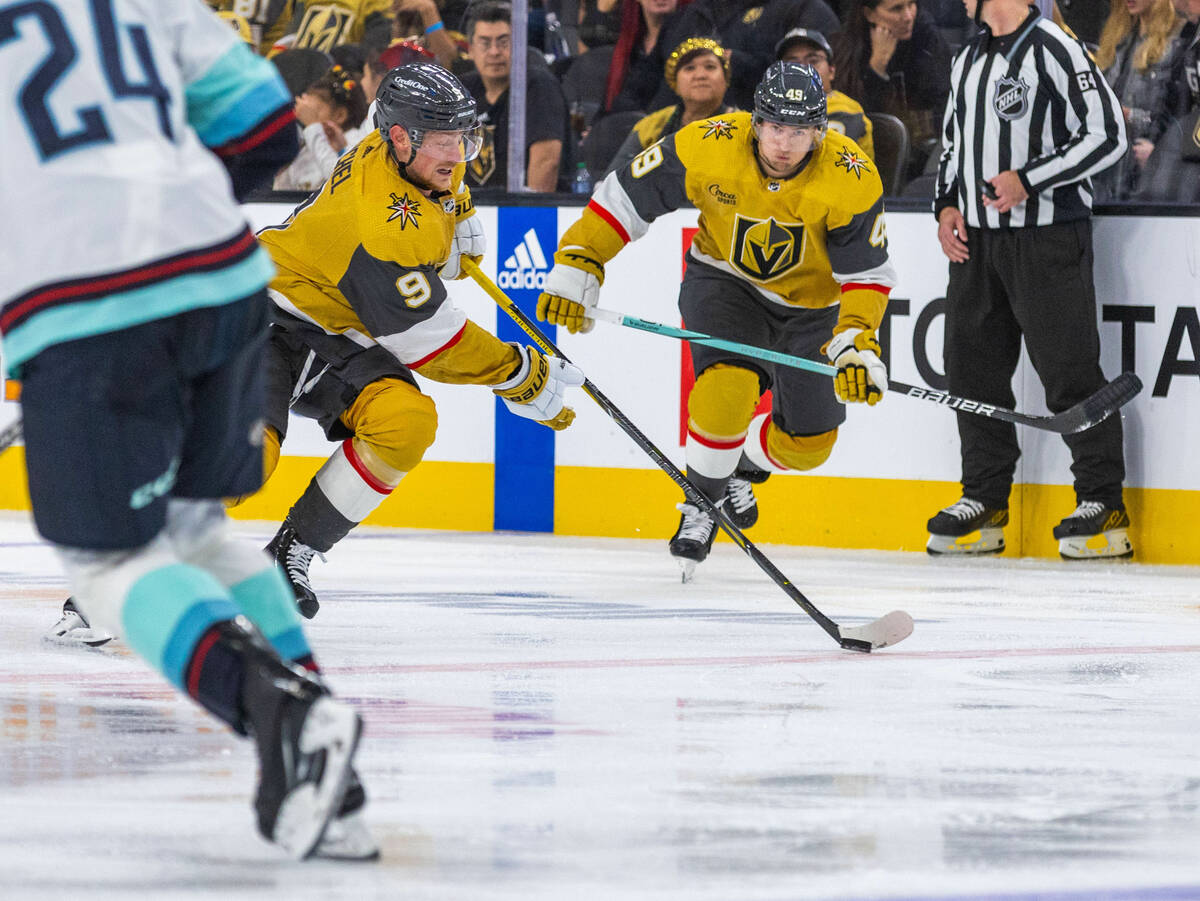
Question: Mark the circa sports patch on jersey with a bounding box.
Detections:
[701,119,737,140]
[834,147,872,179]
[993,75,1031,120]
[386,192,422,229]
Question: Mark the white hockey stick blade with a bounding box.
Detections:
[838,610,914,651]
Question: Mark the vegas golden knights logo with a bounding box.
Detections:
[468,124,498,186]
[730,215,806,281]
[295,4,356,52]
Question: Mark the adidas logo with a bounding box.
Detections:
[498,228,549,291]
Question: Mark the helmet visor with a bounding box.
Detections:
[414,122,485,163]
[752,115,823,150]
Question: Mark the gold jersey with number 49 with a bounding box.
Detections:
[563,110,896,334]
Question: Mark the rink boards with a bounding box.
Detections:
[1,205,1196,563]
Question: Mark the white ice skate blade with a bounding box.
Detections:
[1059,528,1133,560]
[272,698,362,861]
[839,610,915,651]
[313,809,380,862]
[676,558,697,583]
[926,529,1005,556]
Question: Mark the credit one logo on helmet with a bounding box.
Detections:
[499,227,550,290]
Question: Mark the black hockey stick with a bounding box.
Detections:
[0,417,21,455]
[463,259,913,653]
[592,309,1143,435]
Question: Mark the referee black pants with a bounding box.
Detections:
[944,220,1126,511]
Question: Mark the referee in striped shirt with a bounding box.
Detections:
[927,0,1134,560]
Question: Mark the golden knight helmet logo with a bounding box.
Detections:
[731,215,806,281]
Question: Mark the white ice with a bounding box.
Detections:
[1,510,1199,901]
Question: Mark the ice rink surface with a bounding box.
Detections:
[1,511,1198,901]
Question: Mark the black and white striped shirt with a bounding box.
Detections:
[935,8,1127,228]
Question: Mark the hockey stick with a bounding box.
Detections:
[592,309,1142,435]
[0,418,21,456]
[462,259,912,653]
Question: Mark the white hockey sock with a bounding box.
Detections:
[314,439,401,524]
[741,413,790,474]
[685,425,745,481]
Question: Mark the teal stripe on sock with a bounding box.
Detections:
[229,566,311,662]
[121,565,238,688]
[271,626,311,663]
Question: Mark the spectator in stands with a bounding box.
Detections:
[777,27,874,158]
[1095,0,1186,199]
[1057,0,1110,46]
[580,0,624,51]
[606,37,733,173]
[276,0,394,55]
[391,0,462,69]
[604,0,684,114]
[1136,0,1200,200]
[833,0,951,173]
[274,66,369,190]
[461,1,569,191]
[653,0,842,111]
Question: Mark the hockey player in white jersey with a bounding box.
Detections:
[1,0,374,861]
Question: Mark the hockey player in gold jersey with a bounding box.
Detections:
[537,62,896,578]
[252,64,583,616]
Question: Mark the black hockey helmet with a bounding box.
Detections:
[753,61,827,130]
[374,62,483,162]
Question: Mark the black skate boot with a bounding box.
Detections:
[227,619,364,860]
[669,501,721,582]
[926,498,1009,555]
[266,519,324,619]
[724,466,770,529]
[45,597,114,647]
[1053,501,1132,559]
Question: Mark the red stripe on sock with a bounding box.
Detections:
[756,415,786,472]
[186,628,223,699]
[341,439,394,495]
[686,426,744,450]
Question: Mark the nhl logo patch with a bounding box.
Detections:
[993,75,1030,121]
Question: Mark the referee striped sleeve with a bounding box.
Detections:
[1020,28,1127,193]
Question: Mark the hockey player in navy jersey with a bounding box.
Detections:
[2,0,374,861]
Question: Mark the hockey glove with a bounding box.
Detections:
[825,328,888,405]
[494,344,586,430]
[440,214,486,280]
[536,247,604,334]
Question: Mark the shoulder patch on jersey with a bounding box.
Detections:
[386,192,422,229]
[834,146,872,179]
[701,118,738,140]
[1074,70,1098,92]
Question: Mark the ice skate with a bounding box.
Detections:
[236,622,363,860]
[266,519,325,619]
[45,597,114,647]
[313,768,380,861]
[1053,501,1132,559]
[669,501,720,582]
[724,466,770,529]
[926,498,1008,555]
